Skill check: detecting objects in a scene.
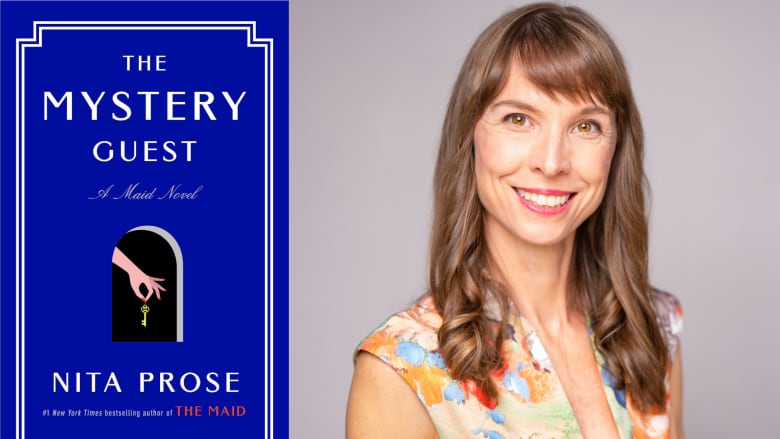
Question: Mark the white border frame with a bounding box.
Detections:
[15,22,275,439]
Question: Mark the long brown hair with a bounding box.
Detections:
[429,3,669,413]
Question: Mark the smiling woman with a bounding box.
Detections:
[346,3,683,439]
[473,61,617,248]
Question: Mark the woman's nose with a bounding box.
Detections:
[529,130,570,176]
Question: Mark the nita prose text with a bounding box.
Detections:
[52,371,240,393]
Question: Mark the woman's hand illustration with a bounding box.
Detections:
[112,247,166,302]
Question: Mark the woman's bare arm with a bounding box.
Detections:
[346,352,437,439]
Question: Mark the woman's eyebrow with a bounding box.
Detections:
[576,105,612,118]
[489,99,611,119]
[489,99,540,114]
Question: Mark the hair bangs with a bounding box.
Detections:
[506,10,626,111]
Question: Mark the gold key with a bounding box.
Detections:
[141,304,150,327]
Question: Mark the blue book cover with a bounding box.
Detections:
[0,1,289,437]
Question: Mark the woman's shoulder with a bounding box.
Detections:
[348,296,446,438]
[356,295,443,364]
[651,288,684,357]
[355,295,457,411]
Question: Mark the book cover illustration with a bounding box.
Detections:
[112,225,181,342]
[0,2,289,438]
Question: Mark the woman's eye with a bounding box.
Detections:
[506,114,528,126]
[576,121,601,133]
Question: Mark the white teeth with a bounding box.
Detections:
[517,189,571,208]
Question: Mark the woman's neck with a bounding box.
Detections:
[487,232,577,335]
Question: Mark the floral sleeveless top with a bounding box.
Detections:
[356,290,683,439]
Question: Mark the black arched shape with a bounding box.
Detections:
[111,226,183,342]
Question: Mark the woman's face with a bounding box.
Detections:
[473,60,617,251]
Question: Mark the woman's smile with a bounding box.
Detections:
[515,188,576,214]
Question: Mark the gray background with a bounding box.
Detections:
[290,1,780,437]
